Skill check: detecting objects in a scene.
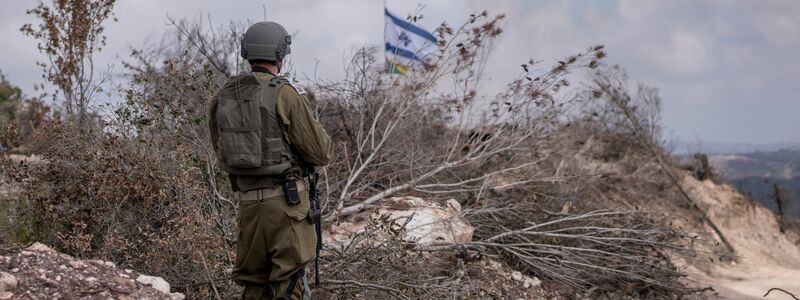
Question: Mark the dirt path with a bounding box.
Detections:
[708,264,800,300]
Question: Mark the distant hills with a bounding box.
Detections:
[702,148,800,217]
[672,140,800,155]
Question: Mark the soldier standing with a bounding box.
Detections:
[208,21,332,300]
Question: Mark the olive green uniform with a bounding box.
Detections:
[209,72,332,299]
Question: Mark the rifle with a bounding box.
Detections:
[306,166,322,287]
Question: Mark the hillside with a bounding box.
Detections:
[677,175,800,299]
[2,169,798,299]
[707,148,800,217]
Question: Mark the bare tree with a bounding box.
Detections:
[587,66,736,256]
[317,13,606,221]
[20,0,116,124]
[771,184,794,233]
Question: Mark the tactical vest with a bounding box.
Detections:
[214,73,302,178]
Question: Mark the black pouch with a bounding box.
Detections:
[283,180,301,206]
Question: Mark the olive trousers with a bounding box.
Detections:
[233,181,316,300]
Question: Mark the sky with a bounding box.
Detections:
[0,0,798,146]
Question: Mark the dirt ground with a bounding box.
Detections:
[680,176,800,300]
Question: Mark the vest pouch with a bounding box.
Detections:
[220,126,262,168]
[217,92,263,169]
[262,137,287,165]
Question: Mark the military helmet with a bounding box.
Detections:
[241,21,292,62]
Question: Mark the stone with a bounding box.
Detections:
[523,276,542,288]
[26,243,54,252]
[324,196,474,250]
[445,199,462,212]
[136,275,171,294]
[0,291,12,300]
[0,272,17,292]
[113,276,137,290]
[511,271,523,281]
[68,260,86,269]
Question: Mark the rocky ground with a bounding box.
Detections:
[0,243,184,300]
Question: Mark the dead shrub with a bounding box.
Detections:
[3,119,236,298]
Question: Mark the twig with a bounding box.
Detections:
[322,279,410,300]
[764,288,799,300]
[199,255,221,299]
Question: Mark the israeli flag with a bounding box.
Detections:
[384,8,438,74]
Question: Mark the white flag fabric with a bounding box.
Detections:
[384,8,438,74]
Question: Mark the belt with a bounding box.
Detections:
[235,179,306,202]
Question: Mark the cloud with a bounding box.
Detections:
[0,0,798,144]
[755,14,799,47]
[649,30,711,75]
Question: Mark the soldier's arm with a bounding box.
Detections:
[208,95,219,152]
[276,85,332,166]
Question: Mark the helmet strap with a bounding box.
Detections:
[251,64,280,76]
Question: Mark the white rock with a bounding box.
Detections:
[136,275,171,294]
[170,292,186,300]
[0,291,12,300]
[445,199,462,213]
[511,271,523,281]
[524,276,542,288]
[0,272,17,292]
[324,196,474,250]
[509,270,541,289]
[69,260,86,269]
[26,243,54,252]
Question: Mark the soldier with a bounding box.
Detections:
[208,21,332,300]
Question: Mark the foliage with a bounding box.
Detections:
[0,72,51,149]
[20,0,116,123]
[0,72,23,126]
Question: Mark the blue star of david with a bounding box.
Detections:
[398,32,411,47]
